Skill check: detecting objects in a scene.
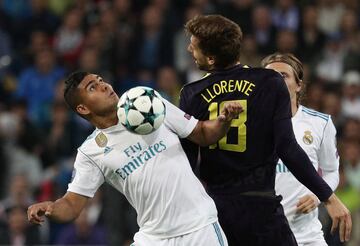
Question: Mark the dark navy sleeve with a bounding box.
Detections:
[272,76,333,202]
[179,87,200,170]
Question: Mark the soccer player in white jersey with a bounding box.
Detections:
[262,53,340,246]
[27,71,243,246]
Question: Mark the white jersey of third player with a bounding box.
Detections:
[275,105,339,244]
[67,99,218,239]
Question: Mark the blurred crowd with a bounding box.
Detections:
[0,0,358,245]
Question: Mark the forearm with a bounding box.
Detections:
[189,119,231,146]
[47,197,80,223]
[47,192,88,223]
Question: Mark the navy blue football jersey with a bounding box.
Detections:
[180,65,333,200]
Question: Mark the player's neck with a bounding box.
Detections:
[291,100,298,117]
[92,112,119,129]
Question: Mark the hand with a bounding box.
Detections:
[324,193,352,242]
[218,102,243,122]
[296,194,319,214]
[27,201,54,225]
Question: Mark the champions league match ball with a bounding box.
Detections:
[117,86,166,135]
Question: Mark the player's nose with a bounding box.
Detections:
[187,44,192,53]
[101,82,109,91]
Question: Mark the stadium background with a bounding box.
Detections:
[0,0,358,245]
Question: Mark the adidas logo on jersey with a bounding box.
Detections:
[104,146,113,155]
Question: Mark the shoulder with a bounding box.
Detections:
[78,129,101,152]
[300,106,330,123]
[181,72,211,92]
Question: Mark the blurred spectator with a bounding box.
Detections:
[271,0,300,31]
[173,5,203,83]
[314,33,346,84]
[15,48,65,127]
[112,0,137,78]
[342,140,360,191]
[340,9,358,48]
[317,0,345,35]
[78,48,112,82]
[297,5,326,62]
[48,0,74,17]
[218,0,254,34]
[28,0,60,35]
[304,82,324,111]
[53,7,84,69]
[42,101,75,167]
[130,4,171,71]
[239,35,262,67]
[341,71,360,120]
[55,192,107,245]
[156,66,182,106]
[1,0,32,50]
[4,123,43,192]
[0,206,41,245]
[275,29,298,54]
[22,30,50,67]
[251,4,276,55]
[0,174,35,214]
[0,27,12,79]
[1,0,31,19]
[322,91,345,129]
[0,1,358,245]
[341,118,360,142]
[191,0,216,14]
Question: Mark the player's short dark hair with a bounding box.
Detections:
[185,14,242,69]
[64,71,90,112]
[261,53,305,105]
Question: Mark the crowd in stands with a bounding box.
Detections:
[0,0,358,245]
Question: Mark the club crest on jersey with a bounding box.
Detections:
[95,132,108,147]
[303,130,313,145]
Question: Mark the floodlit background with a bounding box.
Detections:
[0,0,359,245]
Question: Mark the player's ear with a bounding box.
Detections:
[296,80,303,92]
[76,104,90,116]
[207,56,215,66]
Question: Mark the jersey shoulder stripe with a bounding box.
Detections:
[302,107,329,121]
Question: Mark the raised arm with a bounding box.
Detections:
[187,101,243,146]
[27,191,89,224]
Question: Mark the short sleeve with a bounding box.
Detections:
[67,150,105,198]
[163,98,198,138]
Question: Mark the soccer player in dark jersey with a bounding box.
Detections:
[180,14,351,246]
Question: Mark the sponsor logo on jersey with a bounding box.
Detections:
[115,140,167,180]
[95,132,108,147]
[303,130,313,145]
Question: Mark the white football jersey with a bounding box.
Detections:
[68,99,218,239]
[275,105,339,244]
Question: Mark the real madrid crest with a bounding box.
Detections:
[303,130,313,145]
[95,132,108,147]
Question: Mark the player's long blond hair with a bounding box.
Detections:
[261,53,305,106]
